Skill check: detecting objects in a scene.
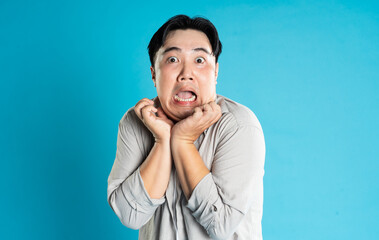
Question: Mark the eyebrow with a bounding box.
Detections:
[162,46,211,55]
[163,47,181,54]
[193,47,211,55]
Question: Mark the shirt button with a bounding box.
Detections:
[213,206,217,212]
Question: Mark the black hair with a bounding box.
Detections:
[148,14,222,68]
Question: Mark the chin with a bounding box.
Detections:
[170,108,194,121]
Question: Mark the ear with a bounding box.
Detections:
[150,66,156,87]
[215,62,219,85]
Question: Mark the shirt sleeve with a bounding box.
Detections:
[107,110,165,230]
[186,121,265,239]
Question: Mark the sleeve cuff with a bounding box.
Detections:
[186,173,223,230]
[121,167,165,213]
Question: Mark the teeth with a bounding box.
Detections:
[174,94,196,102]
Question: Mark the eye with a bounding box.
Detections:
[195,57,205,64]
[167,56,178,63]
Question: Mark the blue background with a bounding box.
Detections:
[1,0,378,239]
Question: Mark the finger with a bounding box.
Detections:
[208,101,219,111]
[135,98,154,119]
[135,102,151,120]
[202,102,221,124]
[135,98,154,107]
[203,103,212,113]
[192,107,203,119]
[210,102,222,117]
[141,105,158,122]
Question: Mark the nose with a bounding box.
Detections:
[178,62,193,81]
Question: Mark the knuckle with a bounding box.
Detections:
[135,102,145,109]
[141,106,151,113]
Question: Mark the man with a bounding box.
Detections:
[107,15,265,240]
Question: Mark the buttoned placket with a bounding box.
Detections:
[173,170,179,239]
[165,167,178,239]
[167,131,207,240]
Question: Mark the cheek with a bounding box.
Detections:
[156,77,174,98]
[158,65,176,80]
[197,64,216,76]
[198,67,217,83]
[198,70,217,96]
[157,82,169,97]
[199,80,216,96]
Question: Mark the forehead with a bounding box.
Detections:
[162,29,212,50]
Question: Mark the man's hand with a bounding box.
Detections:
[170,101,221,199]
[134,98,173,199]
[134,98,174,143]
[171,101,222,144]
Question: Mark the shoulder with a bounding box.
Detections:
[118,106,148,137]
[215,95,263,133]
[119,106,138,126]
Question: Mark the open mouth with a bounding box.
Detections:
[174,91,197,102]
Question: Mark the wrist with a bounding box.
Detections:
[154,136,171,145]
[170,137,195,151]
[153,131,171,143]
[171,132,197,144]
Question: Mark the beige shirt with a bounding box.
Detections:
[107,95,266,240]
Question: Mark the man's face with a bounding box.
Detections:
[151,29,219,122]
